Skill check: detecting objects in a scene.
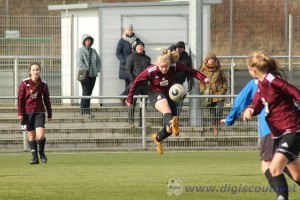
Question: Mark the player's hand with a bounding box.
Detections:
[204,78,210,83]
[220,119,226,125]
[127,102,132,107]
[18,115,23,121]
[243,108,254,121]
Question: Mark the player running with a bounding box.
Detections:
[243,51,300,200]
[221,79,300,194]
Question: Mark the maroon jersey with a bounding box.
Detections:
[249,73,300,138]
[127,62,207,104]
[18,77,52,118]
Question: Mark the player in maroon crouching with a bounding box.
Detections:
[243,51,300,200]
[127,52,209,154]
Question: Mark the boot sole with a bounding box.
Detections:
[172,116,180,136]
[151,134,163,154]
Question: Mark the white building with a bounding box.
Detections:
[48,0,221,105]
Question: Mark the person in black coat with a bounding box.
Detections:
[116,24,140,106]
[125,40,151,127]
[171,41,193,116]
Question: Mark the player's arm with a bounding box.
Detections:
[127,69,149,106]
[223,80,257,126]
[17,82,26,119]
[176,63,208,83]
[272,78,300,103]
[247,88,264,117]
[43,83,52,120]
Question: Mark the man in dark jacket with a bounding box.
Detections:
[173,41,193,116]
[125,40,151,128]
[116,24,139,106]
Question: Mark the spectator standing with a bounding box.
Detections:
[173,41,192,116]
[76,34,101,118]
[116,23,139,106]
[199,52,228,137]
[18,62,52,164]
[125,40,151,128]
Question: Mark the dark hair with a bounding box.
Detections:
[135,40,144,49]
[176,41,185,49]
[29,62,41,72]
[29,62,42,94]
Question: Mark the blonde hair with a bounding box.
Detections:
[247,51,279,73]
[156,54,171,66]
[162,48,179,63]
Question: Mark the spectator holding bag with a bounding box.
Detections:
[76,34,101,118]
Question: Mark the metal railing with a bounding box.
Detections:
[0,95,261,152]
[1,55,299,103]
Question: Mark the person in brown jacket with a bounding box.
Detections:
[199,52,228,137]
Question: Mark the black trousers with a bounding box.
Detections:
[80,77,96,115]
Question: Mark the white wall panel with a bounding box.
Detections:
[59,3,212,105]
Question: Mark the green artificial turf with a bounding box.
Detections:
[0,151,298,200]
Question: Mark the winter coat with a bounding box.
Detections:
[76,34,101,78]
[175,51,193,89]
[199,67,228,102]
[116,33,138,79]
[125,51,151,83]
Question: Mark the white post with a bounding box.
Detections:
[22,131,27,151]
[141,97,146,149]
[189,0,203,127]
[14,58,18,106]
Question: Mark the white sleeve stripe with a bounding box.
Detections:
[266,73,275,82]
[148,66,156,73]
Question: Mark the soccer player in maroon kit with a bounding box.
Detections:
[243,51,300,200]
[127,53,209,154]
[18,62,52,164]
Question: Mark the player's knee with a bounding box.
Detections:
[269,166,282,176]
[166,125,172,133]
[292,174,300,182]
[261,160,271,174]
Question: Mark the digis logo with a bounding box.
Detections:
[167,179,183,196]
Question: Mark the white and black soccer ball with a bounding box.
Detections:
[169,84,187,103]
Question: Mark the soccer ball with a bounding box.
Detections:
[169,84,187,103]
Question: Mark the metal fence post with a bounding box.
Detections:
[22,131,27,151]
[230,57,236,105]
[288,14,293,84]
[14,57,18,105]
[141,97,146,149]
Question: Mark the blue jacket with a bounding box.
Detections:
[224,79,270,138]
